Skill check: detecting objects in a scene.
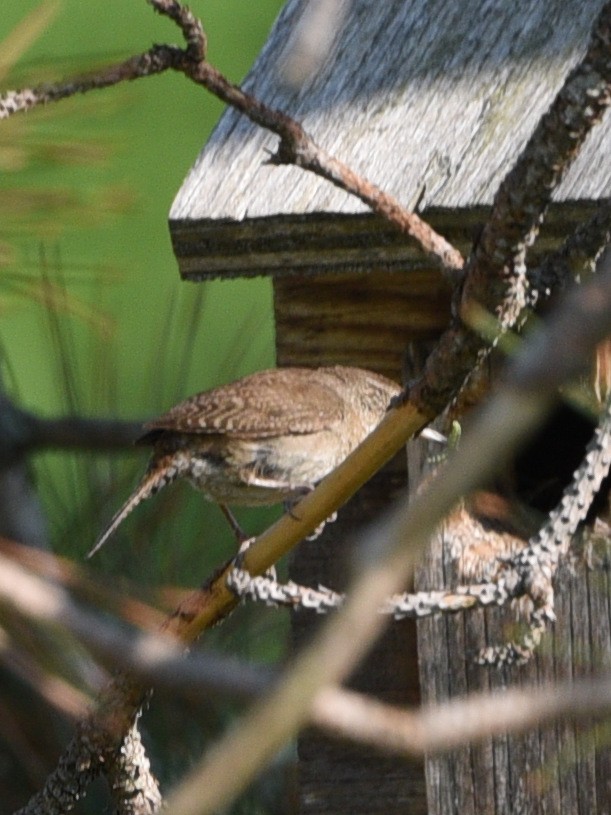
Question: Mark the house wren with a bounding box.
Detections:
[89,365,442,557]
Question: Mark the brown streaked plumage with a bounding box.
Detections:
[89,365,443,558]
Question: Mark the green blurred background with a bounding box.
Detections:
[0,0,285,582]
[1,1,292,810]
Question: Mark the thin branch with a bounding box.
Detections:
[3,547,267,815]
[451,202,611,417]
[0,537,168,630]
[27,414,142,454]
[0,0,463,275]
[7,1,611,809]
[0,393,142,465]
[311,676,611,756]
[0,635,90,721]
[149,1,464,272]
[477,386,611,665]
[0,48,179,118]
[409,1,611,413]
[6,551,609,776]
[0,553,271,703]
[14,250,611,811]
[106,721,162,815]
[227,566,483,618]
[529,200,611,301]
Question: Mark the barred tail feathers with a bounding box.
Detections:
[87,456,184,558]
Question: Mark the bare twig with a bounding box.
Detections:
[0,0,463,275]
[0,393,142,465]
[150,1,465,272]
[477,387,611,665]
[5,550,609,775]
[227,566,483,618]
[3,547,267,815]
[452,202,611,417]
[311,675,611,756]
[0,553,271,703]
[229,374,610,662]
[0,631,90,721]
[0,537,168,630]
[529,200,611,302]
[7,1,611,810]
[106,721,162,815]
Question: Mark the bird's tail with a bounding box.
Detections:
[87,455,186,558]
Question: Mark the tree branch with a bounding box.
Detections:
[6,1,610,809]
[106,721,162,815]
[311,675,611,756]
[529,200,611,301]
[409,0,611,413]
[0,394,142,465]
[0,0,463,276]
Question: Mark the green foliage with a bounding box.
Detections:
[0,0,282,562]
[0,3,288,807]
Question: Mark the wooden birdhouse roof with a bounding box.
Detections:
[169,0,611,281]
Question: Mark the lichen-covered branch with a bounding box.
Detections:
[410,1,611,414]
[106,720,162,815]
[163,260,611,815]
[529,200,611,302]
[5,1,611,810]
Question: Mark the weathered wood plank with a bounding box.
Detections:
[171,0,610,229]
[406,350,611,815]
[288,452,428,814]
[275,279,433,812]
[167,1,611,811]
[415,520,610,814]
[170,201,604,281]
[273,268,451,378]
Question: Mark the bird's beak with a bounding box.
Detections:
[419,427,447,444]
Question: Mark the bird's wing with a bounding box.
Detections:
[143,368,346,439]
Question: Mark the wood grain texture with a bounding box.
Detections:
[289,457,427,815]
[273,268,451,379]
[408,418,611,815]
[273,294,428,813]
[170,0,610,278]
[166,2,611,811]
[413,507,611,815]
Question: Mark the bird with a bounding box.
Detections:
[88,365,444,558]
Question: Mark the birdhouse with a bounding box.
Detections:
[169,0,611,812]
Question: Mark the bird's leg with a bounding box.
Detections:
[283,486,338,540]
[283,485,314,521]
[219,503,249,544]
[219,503,278,582]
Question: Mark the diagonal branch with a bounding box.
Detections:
[529,200,611,301]
[8,1,611,810]
[0,1,463,275]
[409,1,611,413]
[452,201,611,416]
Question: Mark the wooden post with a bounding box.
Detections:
[408,371,611,815]
[273,267,449,813]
